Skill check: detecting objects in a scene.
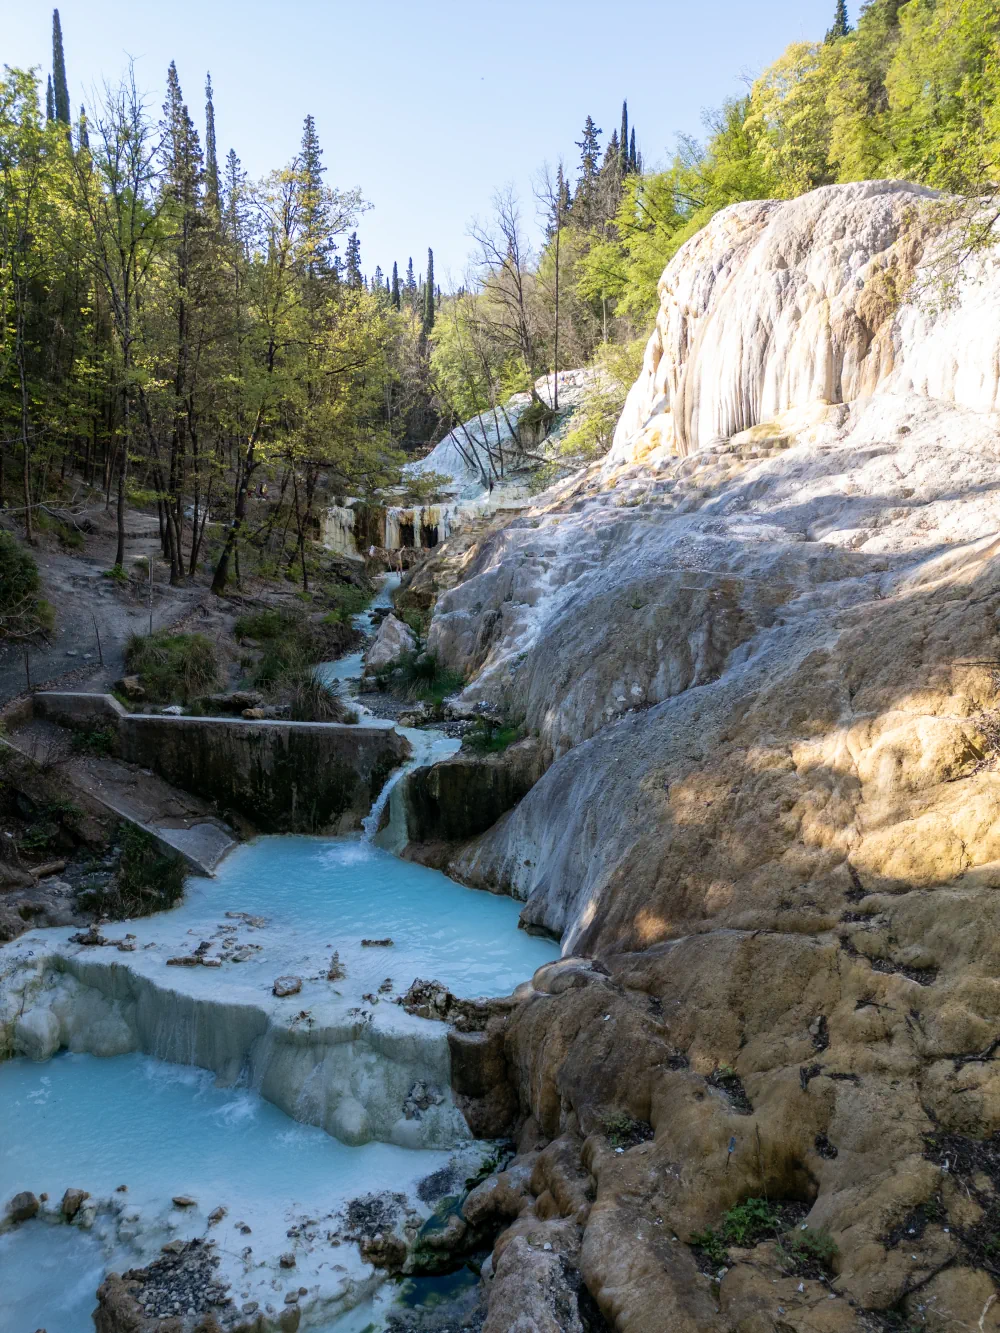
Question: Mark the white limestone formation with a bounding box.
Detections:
[611,180,1000,466]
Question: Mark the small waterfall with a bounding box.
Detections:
[361,765,407,841]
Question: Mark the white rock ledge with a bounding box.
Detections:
[1,934,468,1149]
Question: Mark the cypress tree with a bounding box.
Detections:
[825,0,850,41]
[204,74,220,213]
[422,248,435,334]
[629,128,637,173]
[52,9,71,124]
[405,256,416,307]
[619,100,629,174]
[46,76,55,123]
[391,261,401,310]
[77,104,89,150]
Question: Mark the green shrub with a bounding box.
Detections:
[78,823,185,919]
[721,1198,782,1247]
[602,1112,654,1150]
[288,674,359,724]
[464,721,523,755]
[690,1227,729,1269]
[70,727,117,757]
[235,607,357,693]
[690,1197,785,1269]
[102,564,129,582]
[775,1226,839,1276]
[0,530,54,641]
[57,523,85,551]
[124,631,220,703]
[379,651,465,706]
[233,608,287,641]
[323,582,370,623]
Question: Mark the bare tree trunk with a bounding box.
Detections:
[17,319,33,544]
[211,408,262,595]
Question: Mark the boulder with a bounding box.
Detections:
[61,1188,89,1220]
[115,675,145,699]
[364,614,416,672]
[272,975,302,997]
[6,1191,39,1222]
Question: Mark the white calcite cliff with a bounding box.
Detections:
[612,179,1000,464]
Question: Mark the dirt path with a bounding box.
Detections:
[0,509,211,707]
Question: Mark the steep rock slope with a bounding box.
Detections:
[420,183,1000,1330]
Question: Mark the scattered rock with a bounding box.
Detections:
[116,674,145,699]
[327,951,346,981]
[172,1195,197,1208]
[69,924,107,947]
[273,976,302,997]
[199,690,263,713]
[208,1207,226,1226]
[361,937,393,948]
[61,1188,89,1220]
[279,1253,296,1268]
[6,1191,39,1222]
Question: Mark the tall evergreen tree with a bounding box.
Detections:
[390,260,401,310]
[619,101,629,174]
[298,114,333,281]
[557,162,571,216]
[46,76,55,123]
[160,61,207,581]
[629,127,638,173]
[826,0,851,41]
[405,256,416,307]
[51,9,71,124]
[572,116,602,227]
[77,104,88,150]
[204,73,220,213]
[345,231,362,287]
[422,247,435,333]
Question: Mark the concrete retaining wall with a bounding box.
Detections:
[118,714,410,834]
[33,692,126,730]
[31,694,411,835]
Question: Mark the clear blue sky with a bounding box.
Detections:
[6,1,853,286]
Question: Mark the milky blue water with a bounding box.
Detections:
[0,1052,463,1333]
[183,835,557,999]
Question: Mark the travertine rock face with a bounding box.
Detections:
[364,613,416,671]
[612,180,1000,464]
[417,183,1000,1329]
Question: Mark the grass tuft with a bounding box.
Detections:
[124,631,220,704]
